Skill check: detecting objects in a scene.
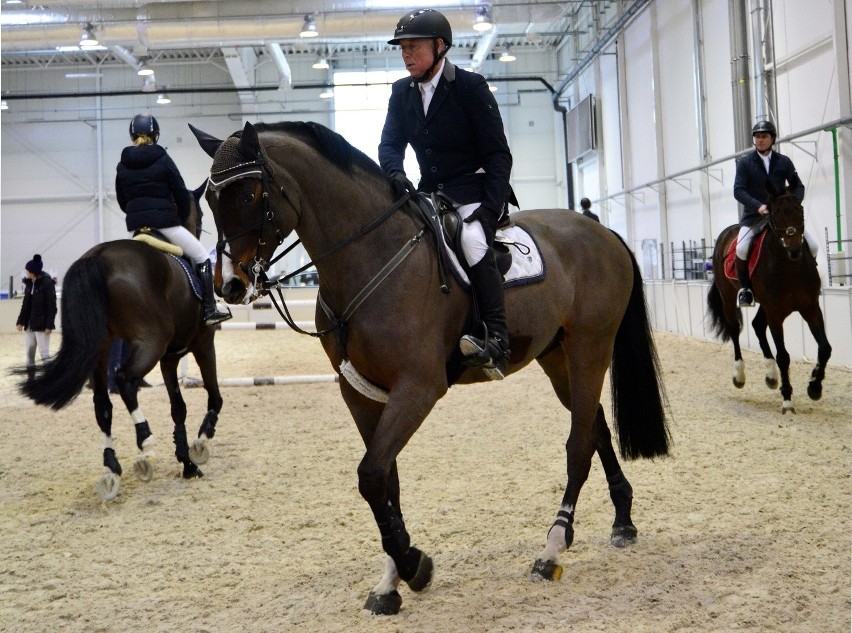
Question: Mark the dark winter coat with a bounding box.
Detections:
[582,209,600,223]
[115,144,190,231]
[733,150,805,227]
[379,60,513,220]
[16,273,57,331]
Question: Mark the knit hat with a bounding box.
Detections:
[25,254,43,274]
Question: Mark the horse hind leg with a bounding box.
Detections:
[93,370,122,501]
[594,406,637,547]
[186,338,224,467]
[751,308,779,389]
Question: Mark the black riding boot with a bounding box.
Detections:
[197,261,232,326]
[735,257,755,308]
[459,252,511,380]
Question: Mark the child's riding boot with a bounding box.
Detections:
[735,257,755,308]
[197,261,232,326]
[459,251,511,380]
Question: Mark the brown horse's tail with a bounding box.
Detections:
[706,280,740,342]
[609,233,671,460]
[17,256,108,409]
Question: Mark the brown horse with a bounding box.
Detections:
[707,182,831,413]
[17,182,223,500]
[192,121,670,615]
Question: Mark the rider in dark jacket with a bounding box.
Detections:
[116,114,230,325]
[379,9,513,380]
[733,120,816,307]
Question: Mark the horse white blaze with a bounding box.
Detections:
[221,257,257,304]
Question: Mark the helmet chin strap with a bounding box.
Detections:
[413,41,449,83]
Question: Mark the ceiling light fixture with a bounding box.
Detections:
[300,14,318,38]
[137,61,154,77]
[319,89,334,99]
[473,4,493,32]
[498,44,516,62]
[312,55,329,70]
[79,23,98,47]
[0,100,8,110]
[156,93,171,105]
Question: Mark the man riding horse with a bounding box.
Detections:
[732,120,818,308]
[378,9,514,380]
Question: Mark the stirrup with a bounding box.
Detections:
[459,335,507,381]
[736,288,755,308]
[203,305,232,326]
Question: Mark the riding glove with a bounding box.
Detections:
[464,205,499,241]
[388,171,417,200]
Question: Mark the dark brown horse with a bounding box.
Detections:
[707,182,831,413]
[17,182,223,500]
[192,121,669,615]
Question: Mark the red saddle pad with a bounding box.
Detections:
[724,231,766,280]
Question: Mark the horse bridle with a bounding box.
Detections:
[766,195,805,250]
[211,152,420,337]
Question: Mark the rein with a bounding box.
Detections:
[214,153,424,338]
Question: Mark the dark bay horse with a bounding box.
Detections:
[17,182,223,500]
[707,182,831,413]
[192,121,670,615]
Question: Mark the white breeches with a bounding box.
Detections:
[736,224,819,260]
[154,225,210,265]
[457,202,489,267]
[23,330,51,366]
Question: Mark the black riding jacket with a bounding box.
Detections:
[379,60,513,220]
[733,150,805,227]
[116,144,189,231]
[16,273,57,331]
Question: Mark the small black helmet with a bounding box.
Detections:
[752,120,777,139]
[130,114,160,142]
[388,9,452,47]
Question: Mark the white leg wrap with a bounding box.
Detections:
[371,556,401,596]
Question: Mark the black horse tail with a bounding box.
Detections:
[609,233,671,460]
[18,256,109,410]
[706,281,739,342]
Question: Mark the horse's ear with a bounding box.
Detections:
[188,124,223,158]
[765,180,781,199]
[192,179,207,203]
[238,121,261,160]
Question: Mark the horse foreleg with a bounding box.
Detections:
[593,406,637,547]
[187,339,223,466]
[767,323,795,414]
[93,376,122,501]
[342,379,436,616]
[751,308,779,389]
[802,307,832,401]
[161,357,202,478]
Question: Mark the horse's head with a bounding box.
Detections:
[766,179,806,261]
[190,122,299,304]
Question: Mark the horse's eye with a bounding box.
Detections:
[241,191,256,205]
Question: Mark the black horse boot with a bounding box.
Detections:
[197,261,232,325]
[735,257,755,308]
[459,252,511,380]
[26,364,36,384]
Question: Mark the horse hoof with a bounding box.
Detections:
[183,463,204,479]
[188,440,210,465]
[807,382,822,401]
[364,590,402,616]
[405,551,434,593]
[732,377,745,389]
[781,401,796,415]
[610,524,638,548]
[530,559,563,581]
[765,376,779,390]
[133,456,154,483]
[96,472,121,501]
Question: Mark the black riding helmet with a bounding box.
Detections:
[388,9,452,82]
[388,9,453,46]
[130,114,160,142]
[752,120,777,140]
